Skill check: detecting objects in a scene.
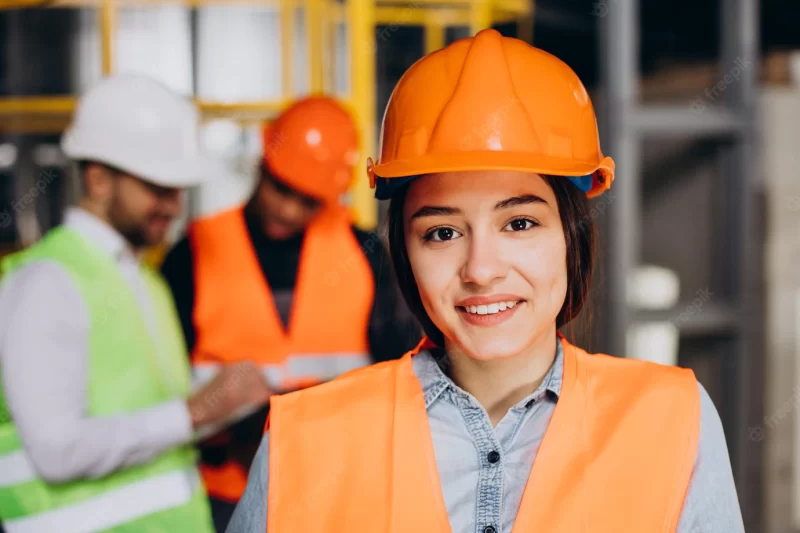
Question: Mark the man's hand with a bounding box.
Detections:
[187,362,273,431]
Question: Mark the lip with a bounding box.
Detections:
[457,301,523,327]
[266,221,295,239]
[150,218,173,228]
[455,294,525,307]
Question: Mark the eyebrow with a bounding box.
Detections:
[410,206,461,220]
[410,195,547,220]
[494,195,548,209]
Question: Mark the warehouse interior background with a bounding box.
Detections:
[1,0,799,531]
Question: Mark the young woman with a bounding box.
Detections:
[226,28,745,533]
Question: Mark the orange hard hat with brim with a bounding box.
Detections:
[367,29,615,200]
[264,96,360,204]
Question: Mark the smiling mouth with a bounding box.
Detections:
[457,300,524,315]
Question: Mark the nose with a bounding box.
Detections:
[460,229,508,287]
[278,197,305,222]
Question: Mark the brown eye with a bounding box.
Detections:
[424,227,462,242]
[503,218,537,232]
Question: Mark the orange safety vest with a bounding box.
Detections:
[189,205,375,501]
[267,335,701,532]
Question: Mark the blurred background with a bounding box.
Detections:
[0,0,797,531]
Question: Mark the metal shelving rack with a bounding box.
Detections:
[600,0,760,529]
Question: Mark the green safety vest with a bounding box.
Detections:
[0,227,214,533]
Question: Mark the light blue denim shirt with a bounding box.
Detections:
[227,340,745,532]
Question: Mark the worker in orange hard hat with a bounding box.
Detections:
[160,95,421,532]
[227,29,745,532]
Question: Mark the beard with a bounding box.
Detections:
[108,193,168,249]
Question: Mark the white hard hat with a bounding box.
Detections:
[61,74,223,188]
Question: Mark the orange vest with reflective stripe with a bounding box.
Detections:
[190,205,374,387]
[189,205,374,500]
[267,336,701,532]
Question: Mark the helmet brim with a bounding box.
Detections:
[62,132,225,188]
[371,152,615,200]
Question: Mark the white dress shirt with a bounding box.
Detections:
[0,207,194,483]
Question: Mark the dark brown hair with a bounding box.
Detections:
[387,175,596,347]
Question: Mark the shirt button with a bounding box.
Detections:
[484,526,497,533]
[487,450,500,464]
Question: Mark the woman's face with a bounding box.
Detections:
[404,171,567,360]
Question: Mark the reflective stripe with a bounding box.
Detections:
[0,450,36,487]
[285,354,370,381]
[3,467,200,533]
[192,352,370,391]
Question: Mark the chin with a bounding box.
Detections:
[467,339,530,361]
[439,305,558,362]
[144,230,168,247]
[441,318,535,361]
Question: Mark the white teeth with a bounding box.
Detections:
[461,301,520,314]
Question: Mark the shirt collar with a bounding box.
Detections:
[416,336,564,410]
[63,207,137,263]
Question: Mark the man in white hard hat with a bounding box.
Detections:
[0,74,272,533]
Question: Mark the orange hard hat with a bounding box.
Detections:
[368,29,615,200]
[263,96,360,204]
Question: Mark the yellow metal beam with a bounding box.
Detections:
[307,0,323,93]
[37,0,531,18]
[0,97,287,116]
[325,2,344,92]
[280,0,295,97]
[324,21,336,92]
[469,0,492,35]
[329,1,345,23]
[374,0,523,8]
[0,0,55,9]
[375,6,470,27]
[494,0,530,15]
[349,0,377,230]
[0,96,76,114]
[424,18,445,55]
[0,96,74,134]
[488,10,511,24]
[42,0,529,12]
[0,96,287,133]
[195,100,288,120]
[100,0,115,75]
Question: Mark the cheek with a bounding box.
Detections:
[259,187,278,210]
[114,184,147,215]
[405,238,460,316]
[137,193,161,217]
[510,231,567,300]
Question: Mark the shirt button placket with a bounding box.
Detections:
[457,399,502,533]
[482,450,500,533]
